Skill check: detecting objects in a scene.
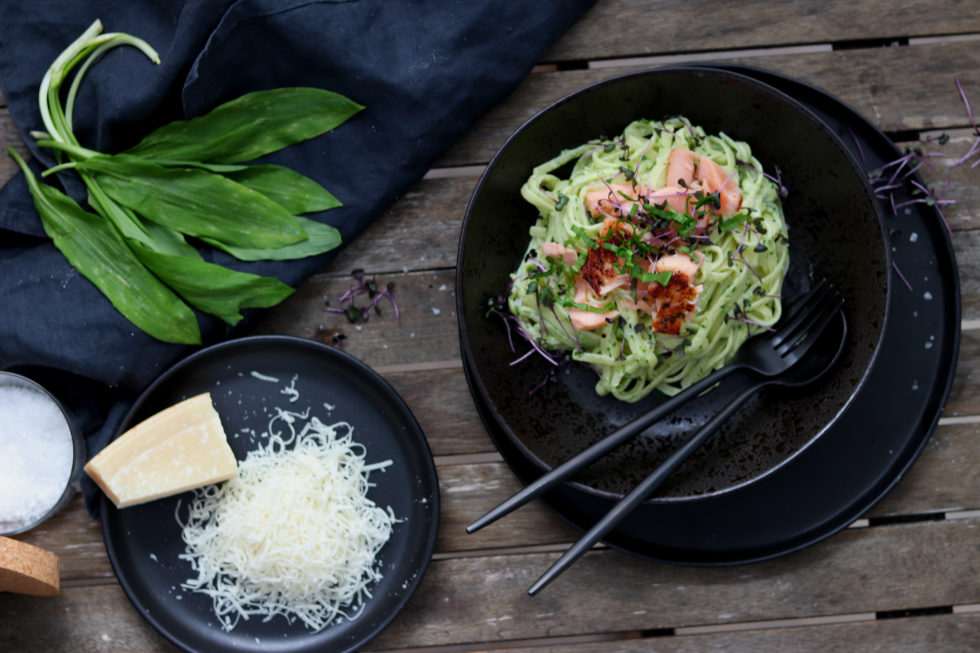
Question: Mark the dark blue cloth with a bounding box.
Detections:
[0,0,595,512]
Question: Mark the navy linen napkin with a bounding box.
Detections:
[0,0,596,513]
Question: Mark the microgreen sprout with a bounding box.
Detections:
[725,303,776,332]
[867,76,978,262]
[956,76,979,136]
[324,269,399,324]
[737,158,787,197]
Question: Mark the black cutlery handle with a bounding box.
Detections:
[527,381,762,596]
[466,363,738,534]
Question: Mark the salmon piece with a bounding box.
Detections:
[695,155,742,216]
[540,241,578,267]
[585,184,639,219]
[617,253,704,335]
[598,274,631,296]
[573,277,592,304]
[587,184,693,220]
[598,216,634,238]
[665,148,697,214]
[569,277,618,331]
[579,228,627,297]
[585,150,741,224]
[655,253,700,280]
[666,148,742,217]
[646,186,692,217]
[569,306,619,330]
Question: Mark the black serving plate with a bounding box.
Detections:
[460,65,959,564]
[100,336,439,652]
[458,66,891,503]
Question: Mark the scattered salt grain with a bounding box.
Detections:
[0,381,74,532]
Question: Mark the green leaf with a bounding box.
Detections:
[84,179,202,260]
[719,212,750,232]
[222,164,341,214]
[123,87,364,164]
[640,270,672,286]
[131,243,294,326]
[8,147,201,344]
[203,216,342,262]
[75,154,308,248]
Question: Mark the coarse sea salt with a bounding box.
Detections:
[0,382,74,532]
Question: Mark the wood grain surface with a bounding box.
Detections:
[1,2,978,651]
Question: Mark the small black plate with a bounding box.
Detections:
[462,65,960,565]
[100,335,439,652]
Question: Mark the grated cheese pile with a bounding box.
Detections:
[177,406,396,632]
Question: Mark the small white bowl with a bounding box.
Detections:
[0,371,86,535]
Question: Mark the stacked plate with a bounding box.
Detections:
[455,65,960,565]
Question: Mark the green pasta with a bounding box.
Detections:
[507,116,789,402]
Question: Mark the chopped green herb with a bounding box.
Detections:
[719,212,750,232]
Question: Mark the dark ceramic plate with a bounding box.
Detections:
[100,336,439,653]
[460,64,959,565]
[457,67,890,503]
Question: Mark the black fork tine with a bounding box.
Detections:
[769,279,833,349]
[777,289,844,358]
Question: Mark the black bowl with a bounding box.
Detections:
[456,66,890,502]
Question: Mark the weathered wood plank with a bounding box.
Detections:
[436,422,980,554]
[3,519,976,652]
[325,175,474,275]
[0,582,174,653]
[368,518,980,648]
[453,613,980,653]
[249,268,460,369]
[435,461,580,553]
[864,422,979,517]
[385,366,495,456]
[0,111,28,187]
[943,327,980,419]
[438,41,980,167]
[545,1,980,63]
[953,230,980,322]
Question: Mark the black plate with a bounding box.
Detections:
[461,65,960,564]
[100,336,439,652]
[457,66,891,502]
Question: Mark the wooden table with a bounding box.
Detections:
[2,1,979,650]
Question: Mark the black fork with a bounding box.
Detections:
[467,279,845,535]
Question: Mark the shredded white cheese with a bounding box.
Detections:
[177,406,396,632]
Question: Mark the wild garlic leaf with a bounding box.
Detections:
[10,148,201,344]
[222,164,342,214]
[203,216,342,262]
[131,243,294,326]
[123,87,364,164]
[75,154,309,249]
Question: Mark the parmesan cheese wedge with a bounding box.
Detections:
[84,393,237,508]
